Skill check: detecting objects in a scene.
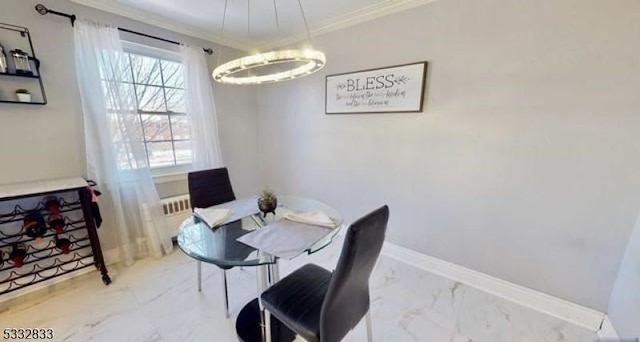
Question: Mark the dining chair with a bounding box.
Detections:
[260,205,389,342]
[188,167,236,318]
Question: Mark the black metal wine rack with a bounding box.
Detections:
[0,184,110,296]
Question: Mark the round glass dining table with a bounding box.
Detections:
[177,195,344,342]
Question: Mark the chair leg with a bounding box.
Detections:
[222,269,229,318]
[365,309,373,342]
[265,309,272,342]
[197,261,202,292]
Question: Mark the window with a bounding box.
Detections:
[101,45,192,171]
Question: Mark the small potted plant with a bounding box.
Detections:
[258,188,278,217]
[15,89,31,102]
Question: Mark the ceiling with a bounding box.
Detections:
[70,0,432,51]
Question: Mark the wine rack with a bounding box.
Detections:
[0,178,110,296]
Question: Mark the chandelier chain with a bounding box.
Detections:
[216,0,229,66]
[273,0,280,31]
[247,0,251,41]
[296,0,312,43]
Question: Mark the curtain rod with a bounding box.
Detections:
[34,4,214,55]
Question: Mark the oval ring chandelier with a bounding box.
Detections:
[212,0,326,85]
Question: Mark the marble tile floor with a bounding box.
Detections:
[1,235,598,342]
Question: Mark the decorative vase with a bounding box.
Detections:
[16,93,31,102]
[258,197,277,217]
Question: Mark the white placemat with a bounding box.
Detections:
[236,219,336,259]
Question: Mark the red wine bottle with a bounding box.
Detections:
[48,214,65,234]
[55,237,72,254]
[24,213,47,246]
[10,244,27,268]
[45,197,61,215]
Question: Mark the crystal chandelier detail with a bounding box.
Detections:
[212,0,326,85]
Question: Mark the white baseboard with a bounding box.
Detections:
[101,210,188,266]
[597,315,620,339]
[103,247,121,265]
[381,242,605,331]
[165,212,191,238]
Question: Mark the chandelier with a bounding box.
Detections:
[212,0,326,85]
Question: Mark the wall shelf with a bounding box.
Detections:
[0,23,47,105]
[0,72,40,79]
[0,100,46,105]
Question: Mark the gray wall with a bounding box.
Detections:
[608,213,640,338]
[257,0,640,311]
[3,0,640,319]
[0,0,260,247]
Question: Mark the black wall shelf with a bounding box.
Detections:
[0,100,46,105]
[0,23,47,105]
[0,72,40,79]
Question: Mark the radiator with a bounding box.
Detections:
[160,194,191,238]
[161,194,191,216]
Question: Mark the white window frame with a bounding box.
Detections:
[120,41,192,177]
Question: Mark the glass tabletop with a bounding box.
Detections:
[177,196,344,268]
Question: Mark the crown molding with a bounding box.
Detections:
[259,0,439,50]
[68,0,250,51]
[69,0,438,52]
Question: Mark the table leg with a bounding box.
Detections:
[236,260,294,342]
[223,270,229,318]
[265,310,272,342]
[197,261,202,292]
[269,262,280,285]
[257,264,270,341]
[264,261,281,342]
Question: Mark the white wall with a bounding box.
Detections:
[0,0,260,247]
[257,0,640,311]
[608,212,640,338]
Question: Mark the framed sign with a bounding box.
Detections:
[325,61,428,114]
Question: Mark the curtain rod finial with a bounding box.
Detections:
[35,4,48,15]
[35,4,76,26]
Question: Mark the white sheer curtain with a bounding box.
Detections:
[180,45,224,170]
[74,20,173,264]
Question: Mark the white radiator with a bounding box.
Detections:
[160,194,191,238]
[161,194,191,216]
